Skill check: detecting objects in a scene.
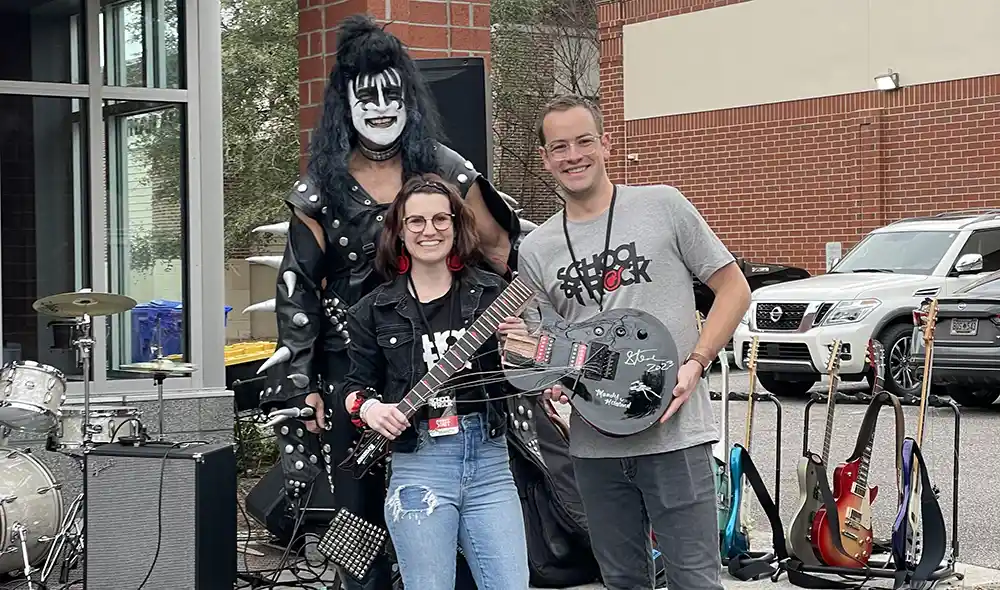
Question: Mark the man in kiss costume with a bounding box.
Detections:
[255,15,524,590]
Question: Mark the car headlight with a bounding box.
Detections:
[822,299,881,325]
[740,308,751,325]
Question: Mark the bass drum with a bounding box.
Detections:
[0,448,64,575]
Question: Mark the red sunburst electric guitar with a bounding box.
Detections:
[810,339,885,567]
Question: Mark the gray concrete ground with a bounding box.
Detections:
[249,367,1000,589]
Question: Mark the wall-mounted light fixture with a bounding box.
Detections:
[875,70,900,91]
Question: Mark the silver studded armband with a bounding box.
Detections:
[322,296,351,343]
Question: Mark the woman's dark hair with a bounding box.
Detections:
[376,174,481,278]
[305,15,443,198]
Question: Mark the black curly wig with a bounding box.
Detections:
[306,14,444,197]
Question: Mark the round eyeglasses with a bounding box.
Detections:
[404,213,454,233]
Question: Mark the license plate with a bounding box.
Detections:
[950,318,978,336]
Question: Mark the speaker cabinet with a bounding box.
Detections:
[83,442,236,589]
[417,57,492,179]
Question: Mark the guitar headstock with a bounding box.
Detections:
[746,336,760,372]
[868,339,885,376]
[825,339,843,375]
[922,298,939,344]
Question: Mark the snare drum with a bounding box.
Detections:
[0,448,63,575]
[52,406,141,450]
[0,361,67,433]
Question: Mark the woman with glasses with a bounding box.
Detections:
[341,174,531,589]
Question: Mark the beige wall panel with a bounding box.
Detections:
[623,0,1000,120]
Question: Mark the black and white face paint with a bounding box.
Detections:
[348,68,407,148]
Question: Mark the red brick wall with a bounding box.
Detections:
[298,0,491,167]
[599,1,1000,274]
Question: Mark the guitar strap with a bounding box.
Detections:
[892,440,947,590]
[846,391,905,504]
[726,446,862,588]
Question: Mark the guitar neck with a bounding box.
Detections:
[395,276,535,418]
[915,344,934,446]
[744,366,757,450]
[820,375,839,465]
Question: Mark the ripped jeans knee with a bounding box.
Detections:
[385,484,440,523]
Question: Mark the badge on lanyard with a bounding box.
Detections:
[427,394,459,436]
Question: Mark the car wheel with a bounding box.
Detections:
[878,323,921,398]
[757,373,818,397]
[947,387,1000,408]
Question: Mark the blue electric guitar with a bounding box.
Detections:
[722,336,760,559]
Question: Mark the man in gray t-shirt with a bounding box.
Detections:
[517,94,750,590]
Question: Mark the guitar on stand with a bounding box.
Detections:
[722,336,759,560]
[892,299,949,588]
[699,312,732,549]
[785,340,843,565]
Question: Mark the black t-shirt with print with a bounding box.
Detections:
[415,283,488,417]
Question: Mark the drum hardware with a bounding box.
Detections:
[120,358,196,442]
[32,288,137,449]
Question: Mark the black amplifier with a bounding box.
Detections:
[83,442,236,589]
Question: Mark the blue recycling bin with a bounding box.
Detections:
[130,300,233,362]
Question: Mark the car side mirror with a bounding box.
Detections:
[954,253,984,274]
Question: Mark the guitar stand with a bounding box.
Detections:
[710,390,783,567]
[777,391,963,585]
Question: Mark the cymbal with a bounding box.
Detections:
[33,290,137,318]
[120,359,198,375]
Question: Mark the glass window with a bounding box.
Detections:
[0,95,90,380]
[0,0,87,84]
[956,228,1000,273]
[831,231,958,276]
[104,101,188,379]
[101,0,183,89]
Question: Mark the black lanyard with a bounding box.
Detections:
[407,274,461,356]
[562,185,617,312]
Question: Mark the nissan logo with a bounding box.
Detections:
[769,306,783,322]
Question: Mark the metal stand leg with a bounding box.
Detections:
[73,313,96,446]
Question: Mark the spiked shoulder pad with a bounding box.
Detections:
[434,142,482,200]
[282,175,326,219]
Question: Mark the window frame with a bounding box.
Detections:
[0,0,224,402]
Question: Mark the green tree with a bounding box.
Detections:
[129,0,299,270]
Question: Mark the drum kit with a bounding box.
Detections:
[0,288,197,587]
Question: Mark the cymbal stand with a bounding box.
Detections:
[73,313,96,446]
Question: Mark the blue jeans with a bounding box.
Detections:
[384,412,529,589]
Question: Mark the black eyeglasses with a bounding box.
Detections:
[403,212,454,233]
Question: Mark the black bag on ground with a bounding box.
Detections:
[506,395,601,588]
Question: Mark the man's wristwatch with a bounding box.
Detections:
[685,352,712,379]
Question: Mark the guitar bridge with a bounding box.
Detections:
[581,343,619,380]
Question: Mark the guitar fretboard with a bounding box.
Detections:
[396,276,535,418]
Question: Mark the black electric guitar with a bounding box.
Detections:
[501,309,679,437]
[339,275,537,478]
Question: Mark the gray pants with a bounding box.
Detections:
[572,443,724,590]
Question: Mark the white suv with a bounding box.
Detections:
[732,209,1000,398]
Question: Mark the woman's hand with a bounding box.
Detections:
[363,401,410,439]
[497,315,528,345]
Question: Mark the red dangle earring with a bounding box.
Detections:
[446,253,464,272]
[397,245,411,273]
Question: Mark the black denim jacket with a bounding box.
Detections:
[343,266,511,452]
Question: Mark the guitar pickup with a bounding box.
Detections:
[581,343,619,380]
[535,334,553,364]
